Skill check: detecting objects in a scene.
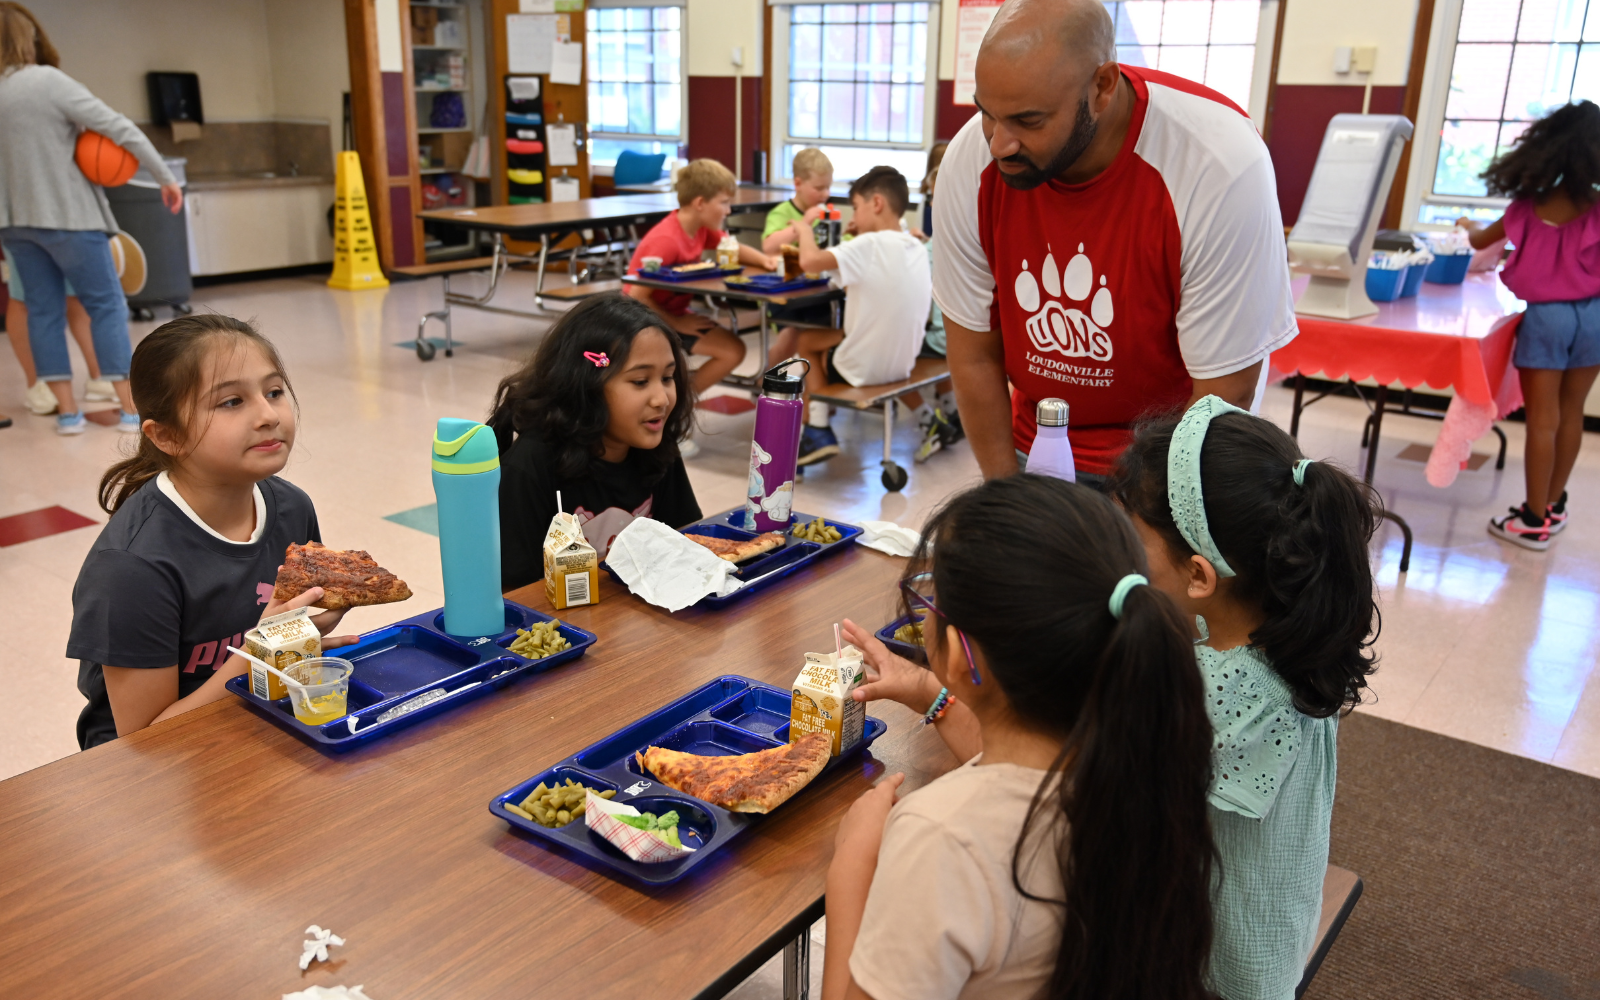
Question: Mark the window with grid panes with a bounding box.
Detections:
[1102,1,1263,113]
[586,5,683,166]
[787,3,931,146]
[1428,0,1600,212]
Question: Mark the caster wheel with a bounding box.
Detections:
[173,303,193,316]
[416,340,436,361]
[881,463,908,492]
[444,348,454,357]
[132,307,155,322]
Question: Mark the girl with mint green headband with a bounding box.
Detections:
[1110,395,1382,1000]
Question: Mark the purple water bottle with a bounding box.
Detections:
[744,359,808,531]
[1026,398,1076,482]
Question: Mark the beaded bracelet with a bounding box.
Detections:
[922,686,955,725]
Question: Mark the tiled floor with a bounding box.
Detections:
[3,266,1599,792]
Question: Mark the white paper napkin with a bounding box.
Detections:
[858,520,921,557]
[585,790,697,863]
[283,987,373,1000]
[606,517,743,612]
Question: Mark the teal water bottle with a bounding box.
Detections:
[432,418,504,638]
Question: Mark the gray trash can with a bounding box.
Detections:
[105,157,192,320]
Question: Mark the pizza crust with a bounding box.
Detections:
[636,731,832,814]
[272,541,414,611]
[684,531,785,563]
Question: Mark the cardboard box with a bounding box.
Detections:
[245,606,322,701]
[790,644,866,756]
[543,511,599,609]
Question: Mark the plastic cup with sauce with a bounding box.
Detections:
[284,657,354,725]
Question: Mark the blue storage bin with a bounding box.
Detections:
[1365,266,1406,302]
[1400,263,1426,297]
[1425,254,1471,284]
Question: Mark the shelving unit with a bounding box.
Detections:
[408,0,481,260]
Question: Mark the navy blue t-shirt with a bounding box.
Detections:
[67,476,320,749]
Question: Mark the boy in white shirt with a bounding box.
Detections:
[775,166,932,465]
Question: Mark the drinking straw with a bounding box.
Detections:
[833,623,842,660]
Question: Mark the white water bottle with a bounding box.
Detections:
[1026,398,1075,482]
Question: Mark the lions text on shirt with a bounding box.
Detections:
[830,229,933,387]
[933,66,1297,474]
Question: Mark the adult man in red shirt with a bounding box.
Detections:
[934,0,1297,482]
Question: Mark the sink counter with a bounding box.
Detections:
[186,174,333,192]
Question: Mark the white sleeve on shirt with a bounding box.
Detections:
[848,812,996,1000]
[829,228,872,288]
[931,114,996,333]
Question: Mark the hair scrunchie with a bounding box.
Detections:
[1109,573,1148,620]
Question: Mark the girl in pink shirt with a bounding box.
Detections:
[1460,100,1600,550]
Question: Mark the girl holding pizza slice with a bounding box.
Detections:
[66,315,357,748]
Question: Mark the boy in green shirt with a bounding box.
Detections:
[762,148,834,256]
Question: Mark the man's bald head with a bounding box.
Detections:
[982,0,1115,73]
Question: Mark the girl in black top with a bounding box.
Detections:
[491,294,703,591]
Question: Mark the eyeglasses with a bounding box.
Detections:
[899,571,980,686]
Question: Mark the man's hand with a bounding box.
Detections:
[944,317,1019,479]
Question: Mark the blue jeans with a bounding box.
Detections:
[1514,296,1600,370]
[0,228,129,381]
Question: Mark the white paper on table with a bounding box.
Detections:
[550,175,580,203]
[506,14,554,74]
[506,76,541,103]
[606,517,742,613]
[550,40,584,85]
[283,987,373,1000]
[858,520,921,557]
[545,123,579,166]
[585,790,696,863]
[519,0,555,11]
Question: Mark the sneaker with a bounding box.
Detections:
[914,413,944,464]
[679,438,701,460]
[940,409,965,445]
[56,411,86,435]
[117,410,142,434]
[85,378,117,402]
[1547,491,1568,535]
[797,425,840,466]
[25,380,58,416]
[1488,504,1553,551]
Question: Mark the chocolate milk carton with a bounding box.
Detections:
[790,644,866,756]
[543,510,599,609]
[245,606,322,700]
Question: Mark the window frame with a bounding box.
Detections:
[585,0,688,167]
[1101,0,1282,128]
[769,1,943,165]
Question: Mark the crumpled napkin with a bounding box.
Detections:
[284,987,372,1000]
[858,520,921,557]
[299,925,344,971]
[606,517,743,612]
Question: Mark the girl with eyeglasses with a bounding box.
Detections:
[828,474,1218,1000]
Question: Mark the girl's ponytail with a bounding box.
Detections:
[98,314,292,514]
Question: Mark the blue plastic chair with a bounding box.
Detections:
[613,150,667,187]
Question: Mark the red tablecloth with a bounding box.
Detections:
[1271,272,1525,486]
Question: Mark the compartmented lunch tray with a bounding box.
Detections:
[490,675,886,886]
[875,614,926,663]
[685,507,861,608]
[639,265,744,282]
[226,600,596,750]
[724,274,831,295]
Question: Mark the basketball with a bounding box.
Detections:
[74,131,139,187]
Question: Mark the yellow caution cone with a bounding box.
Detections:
[328,150,389,290]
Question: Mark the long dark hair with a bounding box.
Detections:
[1110,411,1381,717]
[487,294,693,482]
[99,314,295,513]
[905,475,1218,1000]
[1482,100,1600,206]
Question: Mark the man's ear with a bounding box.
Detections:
[1187,554,1220,600]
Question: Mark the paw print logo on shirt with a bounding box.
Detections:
[1014,243,1115,362]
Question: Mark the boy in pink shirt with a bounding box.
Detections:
[626,159,778,393]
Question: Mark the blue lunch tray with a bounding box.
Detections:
[687,507,862,608]
[640,265,745,283]
[724,273,831,295]
[875,614,926,663]
[489,674,887,886]
[226,599,596,751]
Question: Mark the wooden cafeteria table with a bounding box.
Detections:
[0,547,948,1000]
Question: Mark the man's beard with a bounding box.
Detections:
[996,96,1098,190]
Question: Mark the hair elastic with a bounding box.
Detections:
[1108,573,1147,620]
[1168,394,1246,579]
[583,351,610,368]
[1292,458,1314,486]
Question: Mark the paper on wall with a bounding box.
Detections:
[518,0,555,11]
[546,123,579,167]
[507,76,541,102]
[550,40,584,85]
[506,13,554,74]
[551,175,580,202]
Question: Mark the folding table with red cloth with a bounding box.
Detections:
[1270,271,1526,572]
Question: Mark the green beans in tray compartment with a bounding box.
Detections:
[504,777,616,827]
[508,620,571,659]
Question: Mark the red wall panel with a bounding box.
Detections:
[1267,84,1407,225]
[686,76,762,179]
[935,80,977,142]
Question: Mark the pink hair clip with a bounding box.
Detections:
[583,351,610,368]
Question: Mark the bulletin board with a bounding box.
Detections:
[953,0,1005,107]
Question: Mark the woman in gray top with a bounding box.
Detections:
[0,2,181,434]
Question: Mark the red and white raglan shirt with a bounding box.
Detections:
[933,67,1297,475]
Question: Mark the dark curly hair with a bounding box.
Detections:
[1109,410,1382,718]
[1482,100,1600,206]
[487,293,693,483]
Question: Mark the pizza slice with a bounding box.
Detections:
[684,531,785,563]
[272,541,414,611]
[636,730,832,814]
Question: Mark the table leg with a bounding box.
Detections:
[1492,424,1508,469]
[1383,509,1414,574]
[1364,384,1388,485]
[1290,374,1305,439]
[534,234,550,309]
[759,301,771,377]
[782,931,811,1000]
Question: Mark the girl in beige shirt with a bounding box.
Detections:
[829,475,1220,1000]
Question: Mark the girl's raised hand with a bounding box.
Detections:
[842,618,939,711]
[259,575,359,649]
